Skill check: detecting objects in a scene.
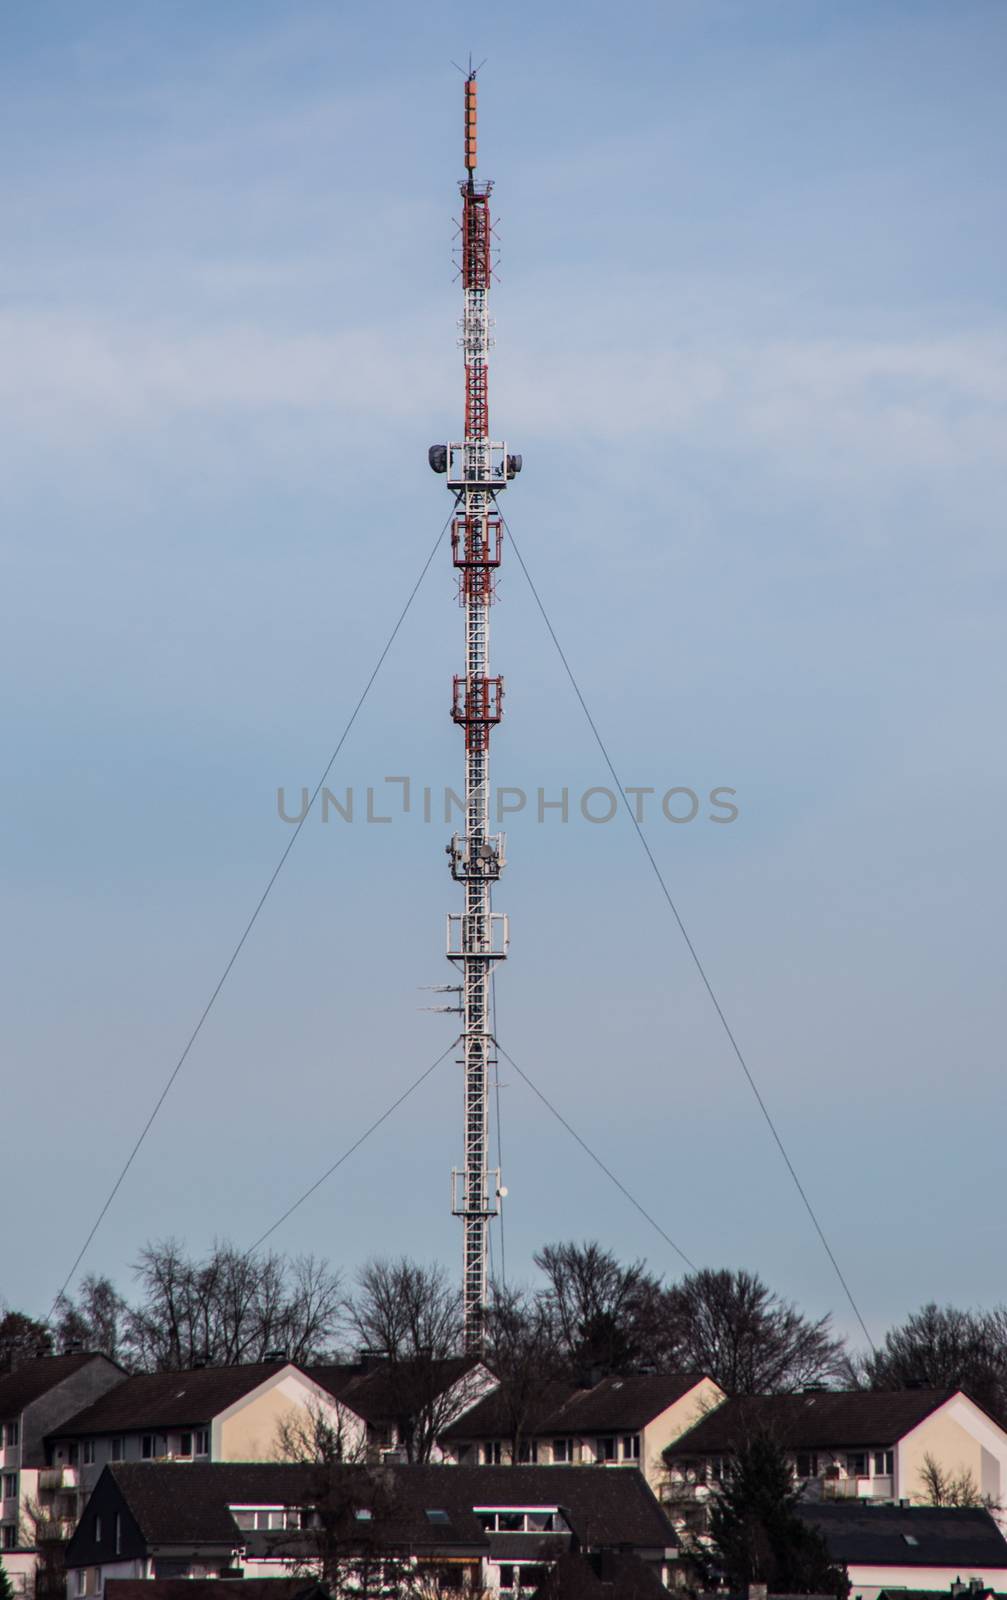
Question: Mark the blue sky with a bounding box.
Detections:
[1,0,1004,1349]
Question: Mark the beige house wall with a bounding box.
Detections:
[898,1394,1007,1516]
[215,1370,364,1463]
[641,1378,726,1494]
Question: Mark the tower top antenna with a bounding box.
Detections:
[464,72,478,173]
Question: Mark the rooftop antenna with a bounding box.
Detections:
[428,68,521,1352]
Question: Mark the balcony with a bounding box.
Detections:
[39,1467,78,1493]
[822,1475,893,1500]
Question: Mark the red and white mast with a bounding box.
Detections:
[429,72,520,1351]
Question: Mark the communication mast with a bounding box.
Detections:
[429,71,521,1351]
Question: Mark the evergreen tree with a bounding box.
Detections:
[700,1432,850,1598]
[0,1558,17,1600]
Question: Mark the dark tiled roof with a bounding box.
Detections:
[441,1380,574,1440]
[308,1357,483,1426]
[52,1363,295,1435]
[74,1461,675,1556]
[796,1504,1007,1568]
[444,1372,708,1441]
[0,1354,115,1418]
[545,1374,709,1434]
[665,1390,956,1456]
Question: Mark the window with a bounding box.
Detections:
[874,1450,894,1476]
[481,1441,502,1465]
[178,1433,193,1458]
[4,1423,18,1447]
[230,1507,303,1532]
[796,1453,819,1479]
[94,1517,102,1543]
[3,1475,16,1499]
[110,1438,124,1462]
[83,1441,95,1466]
[76,1569,88,1595]
[425,1509,451,1525]
[526,1512,557,1532]
[114,1514,121,1555]
[68,1444,79,1467]
[195,1430,210,1457]
[354,1508,373,1522]
[475,1510,561,1535]
[1,1525,16,1551]
[621,1435,640,1462]
[903,1534,919,1547]
[596,1436,616,1462]
[499,1566,548,1595]
[517,1440,538,1464]
[141,1436,154,1460]
[552,1438,575,1463]
[846,1452,868,1478]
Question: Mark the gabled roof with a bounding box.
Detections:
[0,1354,117,1418]
[51,1363,297,1436]
[545,1374,710,1434]
[796,1504,1007,1569]
[441,1379,574,1441]
[444,1372,709,1440]
[307,1356,482,1426]
[69,1461,676,1558]
[664,1389,959,1456]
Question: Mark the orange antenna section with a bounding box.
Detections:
[464,74,478,171]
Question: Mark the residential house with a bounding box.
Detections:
[662,1390,1007,1534]
[64,1461,679,1597]
[796,1503,1007,1600]
[46,1362,363,1503]
[308,1352,496,1462]
[442,1372,725,1497]
[0,1353,126,1595]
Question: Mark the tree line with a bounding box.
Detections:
[4,1238,1007,1424]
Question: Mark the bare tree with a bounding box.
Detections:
[0,1307,53,1370]
[483,1286,564,1460]
[660,1269,847,1394]
[918,1450,993,1509]
[346,1259,474,1463]
[856,1304,1007,1422]
[267,1462,411,1599]
[54,1276,126,1362]
[533,1241,661,1379]
[274,1397,368,1467]
[118,1238,342,1371]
